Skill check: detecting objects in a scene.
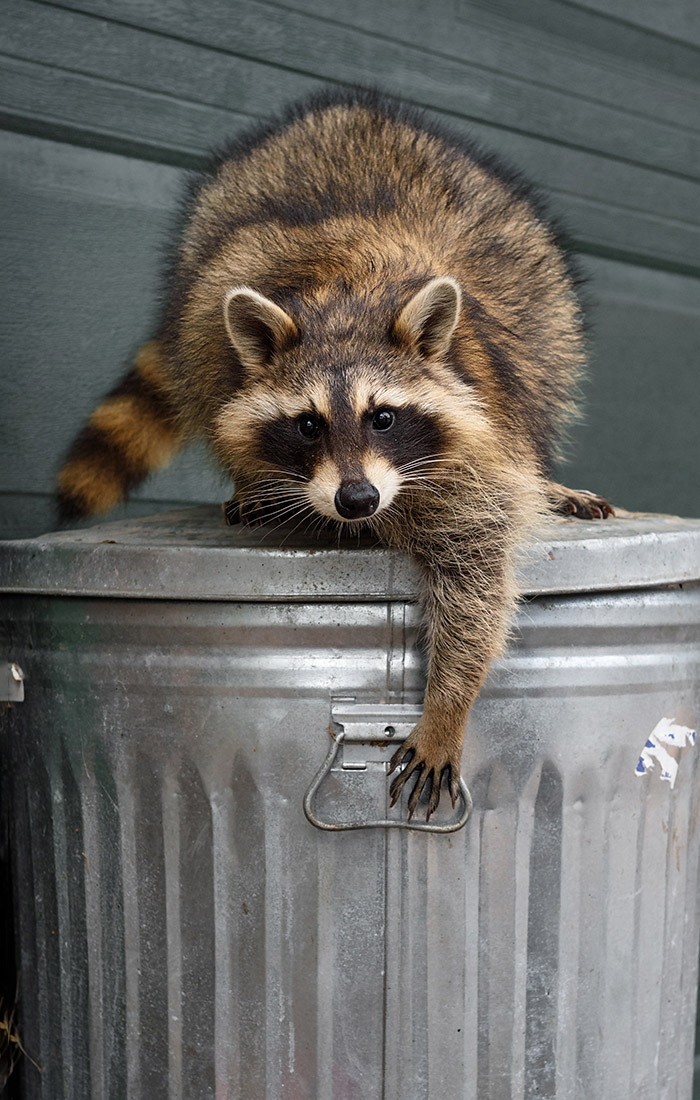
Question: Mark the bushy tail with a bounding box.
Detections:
[56,341,184,523]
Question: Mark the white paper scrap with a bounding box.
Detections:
[635,717,696,788]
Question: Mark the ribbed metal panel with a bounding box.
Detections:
[4,597,395,1099]
[385,585,700,1099]
[1,516,699,1098]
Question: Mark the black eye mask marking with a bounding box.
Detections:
[367,405,443,471]
[258,415,326,477]
[256,403,442,486]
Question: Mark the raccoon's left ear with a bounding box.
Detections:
[223,287,298,374]
[393,276,462,359]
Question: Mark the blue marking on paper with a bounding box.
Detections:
[636,718,696,789]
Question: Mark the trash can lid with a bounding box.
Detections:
[1,506,699,602]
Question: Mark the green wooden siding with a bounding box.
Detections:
[1,0,699,541]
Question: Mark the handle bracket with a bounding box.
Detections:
[303,703,472,833]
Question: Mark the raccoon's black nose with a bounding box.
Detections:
[335,479,380,519]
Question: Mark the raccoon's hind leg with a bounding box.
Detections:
[56,341,184,523]
[547,480,615,520]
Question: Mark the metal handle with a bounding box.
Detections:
[303,707,472,833]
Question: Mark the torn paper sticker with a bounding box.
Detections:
[635,717,696,788]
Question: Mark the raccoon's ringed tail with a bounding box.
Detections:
[56,341,184,522]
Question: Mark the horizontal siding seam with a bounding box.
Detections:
[2,52,699,188]
[257,0,700,132]
[27,0,700,140]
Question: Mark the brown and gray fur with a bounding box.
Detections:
[57,89,612,818]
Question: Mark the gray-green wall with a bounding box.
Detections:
[1,0,699,539]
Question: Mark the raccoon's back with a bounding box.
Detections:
[166,89,584,461]
[177,88,554,285]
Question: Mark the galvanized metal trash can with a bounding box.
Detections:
[1,508,700,1100]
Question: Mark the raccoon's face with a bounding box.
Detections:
[214,277,485,526]
[248,380,445,524]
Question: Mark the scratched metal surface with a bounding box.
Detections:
[1,506,700,601]
[1,514,700,1098]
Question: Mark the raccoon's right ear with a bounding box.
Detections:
[223,287,298,374]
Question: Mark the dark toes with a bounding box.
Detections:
[580,499,612,520]
[390,752,461,819]
[223,499,241,526]
[389,769,407,807]
[450,776,460,807]
[388,744,414,776]
[426,772,442,820]
[240,501,279,527]
[244,504,265,527]
[406,766,428,819]
[389,753,418,806]
[557,493,613,521]
[440,763,459,808]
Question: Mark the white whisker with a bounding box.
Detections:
[278,504,321,545]
[255,497,313,525]
[259,502,318,540]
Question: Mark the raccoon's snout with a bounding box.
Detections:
[335,479,380,519]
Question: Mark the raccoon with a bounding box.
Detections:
[56,88,612,819]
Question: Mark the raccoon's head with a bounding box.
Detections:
[214,276,489,526]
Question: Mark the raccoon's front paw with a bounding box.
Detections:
[387,721,462,821]
[223,497,277,528]
[547,481,615,520]
[222,497,241,525]
[241,500,274,527]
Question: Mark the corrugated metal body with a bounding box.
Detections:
[384,585,700,1100]
[1,512,700,1099]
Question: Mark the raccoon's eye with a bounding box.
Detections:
[372,408,395,432]
[297,413,322,440]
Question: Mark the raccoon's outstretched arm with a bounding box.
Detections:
[56,341,184,523]
[386,472,612,817]
[384,462,542,819]
[387,539,515,819]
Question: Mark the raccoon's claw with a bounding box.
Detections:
[388,741,460,820]
[222,498,241,525]
[547,482,615,521]
[417,765,456,820]
[388,746,416,804]
[240,500,280,527]
[222,497,277,528]
[441,764,460,810]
